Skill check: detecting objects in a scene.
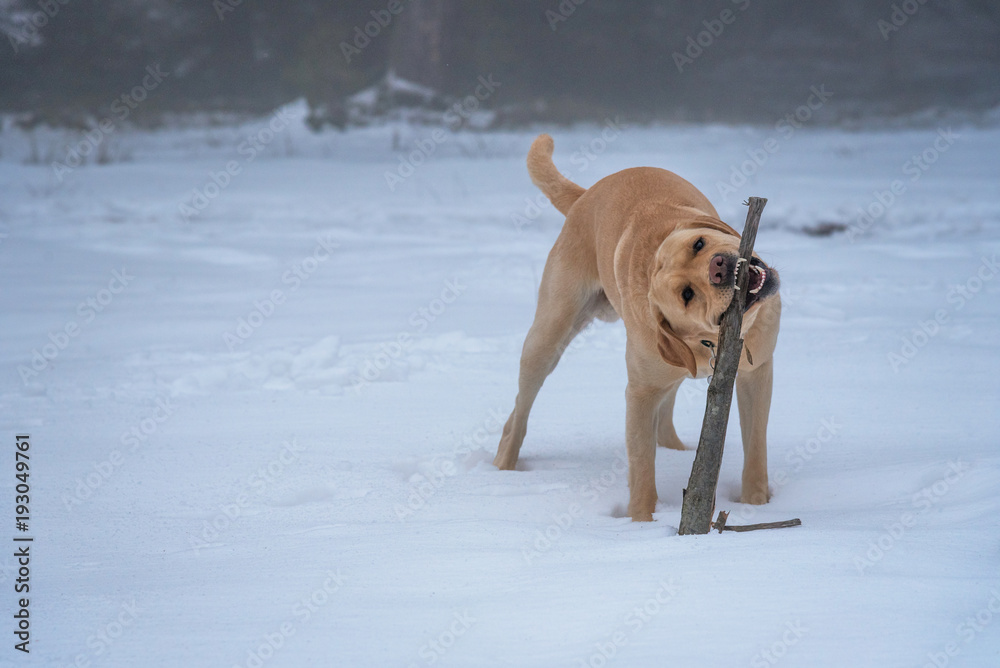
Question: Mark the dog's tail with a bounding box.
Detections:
[527,134,586,216]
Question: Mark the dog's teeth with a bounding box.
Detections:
[746,266,765,295]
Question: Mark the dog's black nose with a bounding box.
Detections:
[710,254,732,286]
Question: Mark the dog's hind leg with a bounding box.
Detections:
[494,252,599,471]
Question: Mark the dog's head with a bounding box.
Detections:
[648,217,780,376]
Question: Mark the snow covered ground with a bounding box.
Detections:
[1,105,999,667]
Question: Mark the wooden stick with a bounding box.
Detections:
[712,510,801,532]
[722,518,802,532]
[678,197,767,536]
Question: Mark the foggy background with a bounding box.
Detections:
[2,0,998,130]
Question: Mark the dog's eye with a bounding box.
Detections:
[693,238,705,253]
[682,287,694,305]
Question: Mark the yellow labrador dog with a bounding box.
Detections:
[494,134,781,521]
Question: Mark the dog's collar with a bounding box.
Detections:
[700,339,753,380]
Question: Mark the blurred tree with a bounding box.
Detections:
[389,0,460,93]
[0,0,997,125]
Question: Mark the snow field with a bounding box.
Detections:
[0,112,999,666]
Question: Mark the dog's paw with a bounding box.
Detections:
[492,453,518,471]
[657,436,687,451]
[740,488,770,505]
[628,500,657,522]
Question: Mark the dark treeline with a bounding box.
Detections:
[1,0,998,127]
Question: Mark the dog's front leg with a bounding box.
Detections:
[736,357,773,504]
[655,381,686,450]
[625,382,664,521]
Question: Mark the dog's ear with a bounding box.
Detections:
[656,317,698,377]
[681,216,740,238]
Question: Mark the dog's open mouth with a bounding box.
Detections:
[711,253,780,325]
[744,257,776,310]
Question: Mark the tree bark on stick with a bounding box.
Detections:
[678,197,767,536]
